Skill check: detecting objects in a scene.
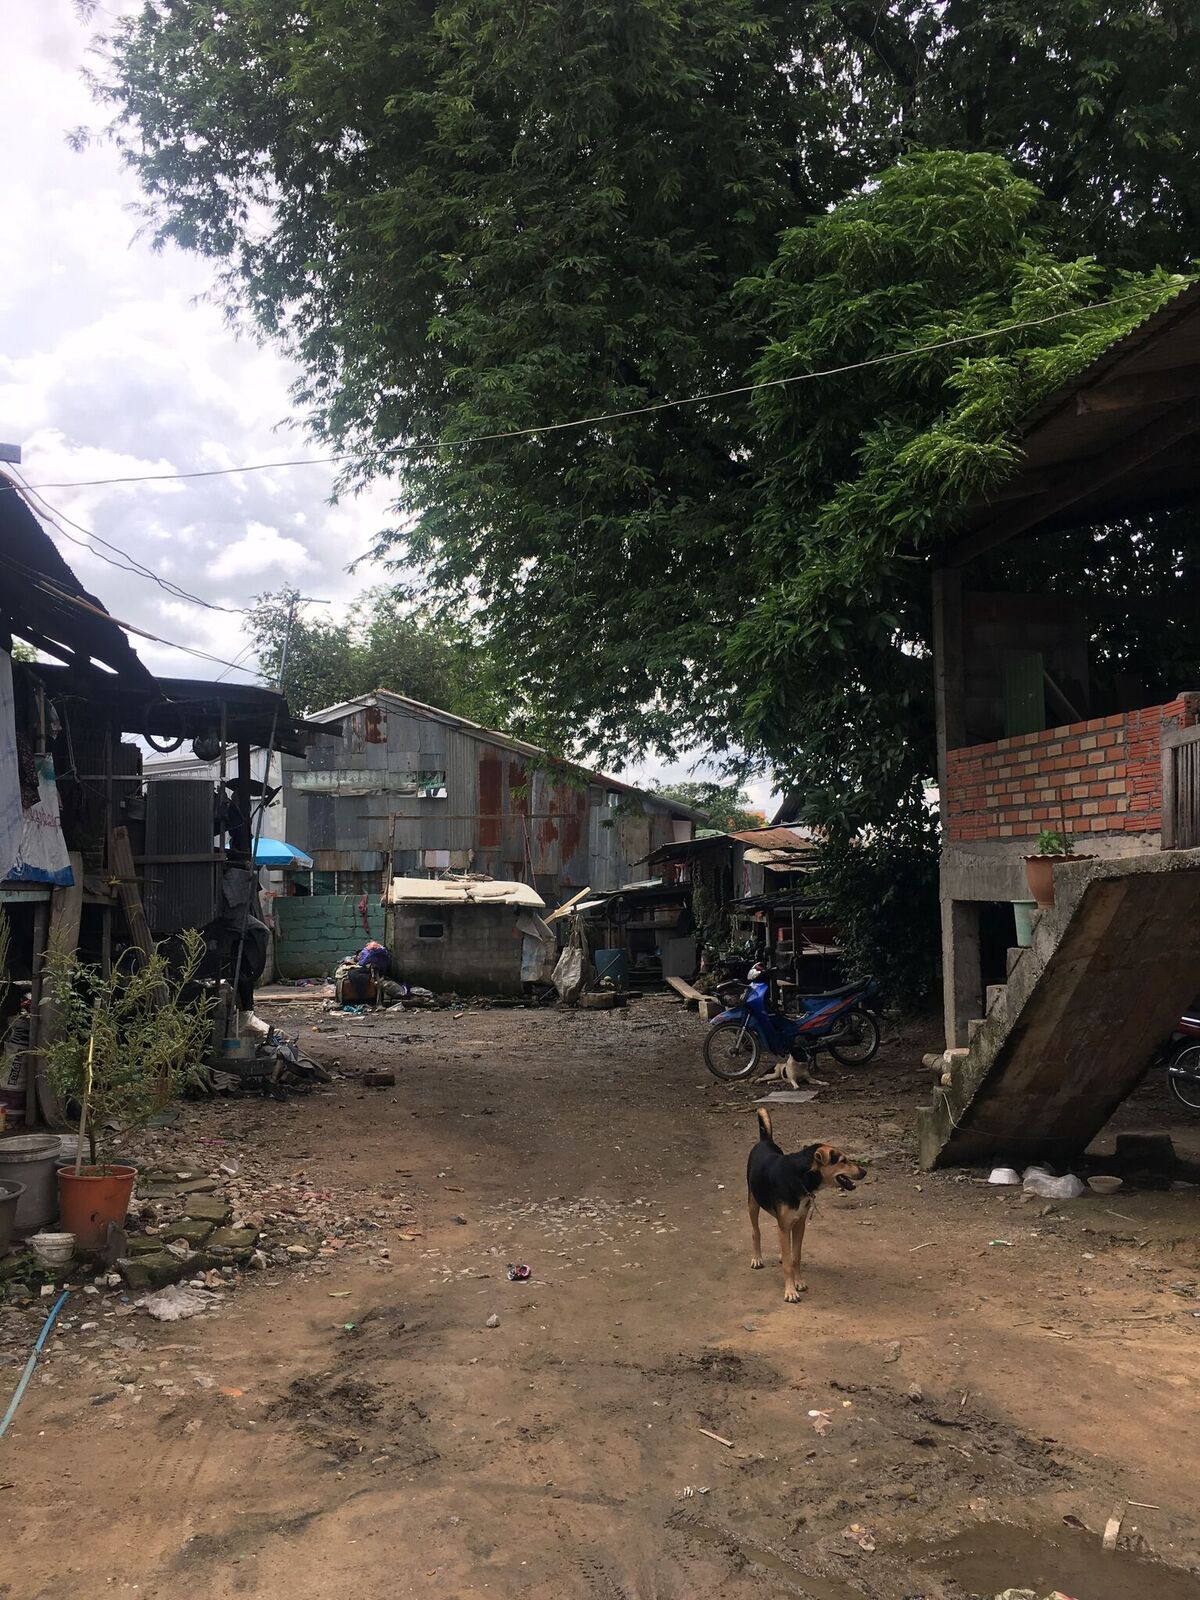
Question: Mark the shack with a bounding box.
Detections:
[1,471,312,1124]
[384,877,552,996]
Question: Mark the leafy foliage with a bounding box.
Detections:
[732,151,1185,825]
[43,929,216,1167]
[650,781,764,833]
[249,587,507,723]
[809,813,942,1009]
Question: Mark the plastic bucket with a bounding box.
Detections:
[0,1134,63,1232]
[0,1179,25,1253]
[57,1164,136,1252]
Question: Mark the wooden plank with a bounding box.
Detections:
[950,399,1200,566]
[931,567,965,803]
[665,976,707,1003]
[109,826,169,1004]
[35,851,84,1126]
[24,898,49,1126]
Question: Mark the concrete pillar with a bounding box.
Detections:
[941,895,981,1049]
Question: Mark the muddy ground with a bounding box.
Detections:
[3,999,1200,1600]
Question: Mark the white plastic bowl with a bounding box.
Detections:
[1087,1175,1123,1195]
[29,1231,76,1268]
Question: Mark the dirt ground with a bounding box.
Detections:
[3,999,1200,1600]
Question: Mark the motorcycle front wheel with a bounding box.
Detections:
[827,1007,881,1067]
[703,1020,761,1081]
[1168,1044,1200,1112]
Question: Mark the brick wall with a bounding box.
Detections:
[945,695,1200,844]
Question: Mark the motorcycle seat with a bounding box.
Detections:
[801,980,869,1001]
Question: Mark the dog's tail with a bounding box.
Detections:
[756,1107,773,1142]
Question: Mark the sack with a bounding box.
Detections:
[1022,1169,1086,1200]
[552,944,587,1002]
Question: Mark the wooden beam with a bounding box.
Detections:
[949,398,1200,567]
[109,825,168,1003]
[932,567,965,803]
[35,851,83,1127]
[1075,368,1200,415]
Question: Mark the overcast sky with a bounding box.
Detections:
[1,5,774,814]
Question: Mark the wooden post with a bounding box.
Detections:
[34,851,83,1126]
[932,567,966,810]
[233,742,253,864]
[24,898,49,1126]
[109,825,169,1005]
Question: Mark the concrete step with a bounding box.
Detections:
[986,983,1007,1014]
[1006,946,1026,977]
[967,1016,985,1043]
[918,852,1200,1170]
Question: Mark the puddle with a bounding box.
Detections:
[677,1519,860,1599]
[899,1520,1200,1599]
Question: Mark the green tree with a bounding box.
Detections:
[250,587,506,723]
[651,780,764,833]
[85,5,1198,778]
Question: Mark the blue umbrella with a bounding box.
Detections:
[254,837,314,870]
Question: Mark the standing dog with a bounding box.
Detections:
[746,1108,866,1302]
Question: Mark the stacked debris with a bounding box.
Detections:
[116,1166,261,1292]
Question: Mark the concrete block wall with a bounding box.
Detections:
[275,895,386,979]
[945,695,1200,844]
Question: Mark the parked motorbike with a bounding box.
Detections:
[702,963,881,1080]
[1156,1005,1200,1112]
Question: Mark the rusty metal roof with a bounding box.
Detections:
[305,689,709,821]
[0,472,152,683]
[950,280,1200,562]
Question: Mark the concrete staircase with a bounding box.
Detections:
[916,849,1200,1169]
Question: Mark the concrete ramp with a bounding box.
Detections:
[917,850,1200,1168]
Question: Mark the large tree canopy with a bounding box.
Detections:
[249,587,506,723]
[88,2,1198,807]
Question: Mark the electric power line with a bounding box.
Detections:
[4,470,248,617]
[20,290,1165,491]
[0,549,264,679]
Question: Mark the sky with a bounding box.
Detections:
[1,5,775,816]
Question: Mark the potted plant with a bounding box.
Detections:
[1023,829,1073,910]
[42,928,214,1250]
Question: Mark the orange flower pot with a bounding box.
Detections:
[57,1165,136,1252]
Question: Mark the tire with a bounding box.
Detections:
[1168,1044,1200,1112]
[827,1007,881,1067]
[703,1019,761,1081]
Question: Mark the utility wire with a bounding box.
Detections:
[0,550,263,678]
[3,471,248,616]
[22,291,1162,490]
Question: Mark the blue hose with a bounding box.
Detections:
[0,1290,69,1439]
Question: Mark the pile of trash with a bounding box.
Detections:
[987,1164,1121,1200]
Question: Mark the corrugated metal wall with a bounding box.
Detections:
[282,699,685,900]
[142,780,220,935]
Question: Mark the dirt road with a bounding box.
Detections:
[3,1002,1200,1599]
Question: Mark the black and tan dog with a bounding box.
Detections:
[746,1108,866,1302]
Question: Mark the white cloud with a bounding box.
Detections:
[209,523,316,580]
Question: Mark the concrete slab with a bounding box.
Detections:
[918,848,1200,1168]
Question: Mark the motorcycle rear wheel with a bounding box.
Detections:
[703,1020,761,1081]
[827,1007,881,1066]
[1168,1044,1200,1112]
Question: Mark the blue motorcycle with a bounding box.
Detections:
[703,962,881,1080]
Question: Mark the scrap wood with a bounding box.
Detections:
[666,976,707,1004]
[698,1427,734,1448]
[1102,1503,1124,1551]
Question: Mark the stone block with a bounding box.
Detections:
[160,1219,215,1248]
[118,1251,191,1292]
[205,1226,260,1264]
[181,1196,233,1226]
